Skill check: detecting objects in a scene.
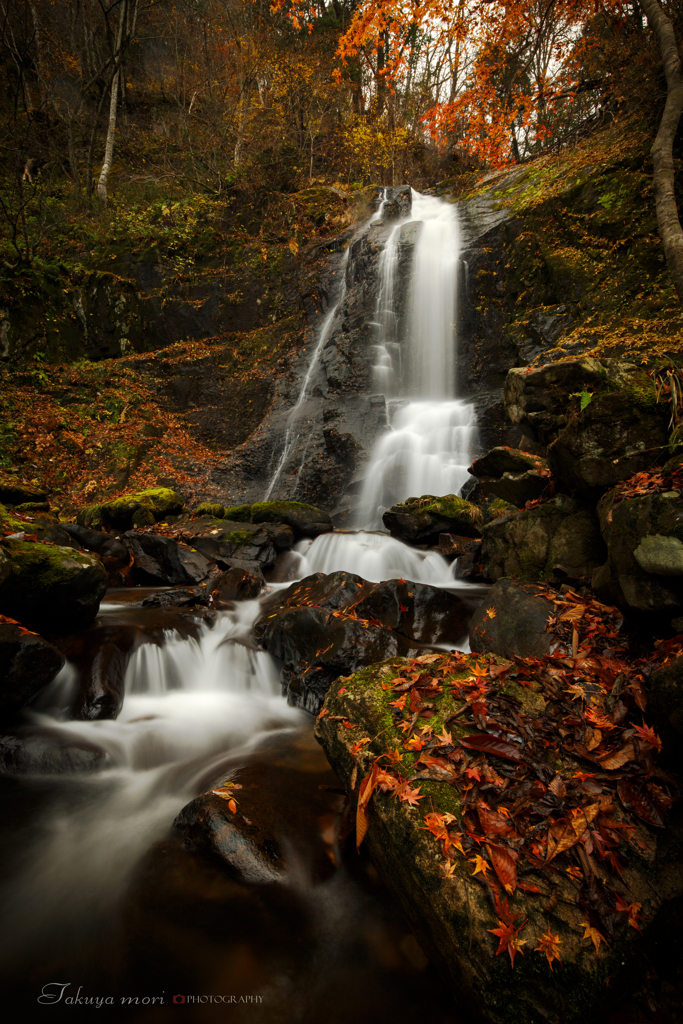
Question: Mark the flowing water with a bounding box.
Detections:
[0,189,477,1020]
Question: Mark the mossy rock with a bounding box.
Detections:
[315,655,666,1024]
[250,500,332,538]
[76,487,185,532]
[481,496,605,584]
[220,504,253,522]
[0,539,108,630]
[484,498,518,523]
[193,502,226,518]
[383,494,482,544]
[0,471,48,507]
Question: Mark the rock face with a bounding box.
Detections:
[0,617,65,716]
[469,578,556,658]
[178,517,284,574]
[315,651,681,1024]
[255,571,478,713]
[77,487,185,531]
[593,487,683,617]
[124,532,213,586]
[469,447,550,507]
[383,495,483,545]
[481,496,606,585]
[504,360,671,498]
[0,539,108,631]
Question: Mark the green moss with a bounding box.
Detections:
[223,530,254,545]
[221,504,253,522]
[193,502,225,518]
[76,486,184,531]
[250,500,324,522]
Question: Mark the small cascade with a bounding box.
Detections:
[294,530,455,586]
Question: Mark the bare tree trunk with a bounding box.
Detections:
[97,65,120,203]
[641,0,683,306]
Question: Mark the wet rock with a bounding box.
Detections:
[504,360,671,498]
[381,185,412,222]
[647,657,683,771]
[0,502,75,547]
[316,656,678,1024]
[179,518,278,571]
[124,532,211,586]
[211,567,264,602]
[481,496,606,585]
[469,577,556,658]
[77,487,185,531]
[0,539,108,631]
[383,494,482,545]
[0,471,48,506]
[141,586,212,609]
[250,500,333,539]
[0,729,107,773]
[174,732,341,885]
[469,447,550,507]
[60,522,128,562]
[0,618,64,716]
[593,488,683,617]
[256,571,476,712]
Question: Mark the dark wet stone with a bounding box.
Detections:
[469,577,556,658]
[0,620,64,716]
[0,729,107,773]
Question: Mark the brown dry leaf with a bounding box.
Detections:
[598,743,635,770]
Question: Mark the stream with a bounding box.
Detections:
[0,188,480,1021]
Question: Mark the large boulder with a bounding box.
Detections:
[469,578,557,658]
[0,616,64,716]
[469,447,550,507]
[77,487,185,531]
[481,496,606,585]
[315,650,681,1024]
[124,532,213,586]
[191,500,333,540]
[0,729,107,773]
[178,518,283,572]
[255,571,476,712]
[0,539,108,631]
[593,485,683,618]
[504,360,671,499]
[383,494,482,545]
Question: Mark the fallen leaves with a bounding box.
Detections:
[535,926,563,970]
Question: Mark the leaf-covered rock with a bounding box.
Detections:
[315,637,681,1024]
[0,615,65,716]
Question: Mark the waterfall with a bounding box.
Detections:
[300,188,477,577]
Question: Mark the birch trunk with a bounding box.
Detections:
[640,0,683,306]
[97,66,120,203]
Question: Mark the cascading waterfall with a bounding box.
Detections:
[298,188,478,581]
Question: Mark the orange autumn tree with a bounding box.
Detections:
[276,0,683,305]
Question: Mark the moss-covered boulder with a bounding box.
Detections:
[469,447,550,508]
[76,488,185,532]
[0,539,108,630]
[315,650,679,1024]
[593,486,683,617]
[504,360,671,499]
[0,470,48,507]
[383,494,482,545]
[481,496,606,585]
[189,500,332,539]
